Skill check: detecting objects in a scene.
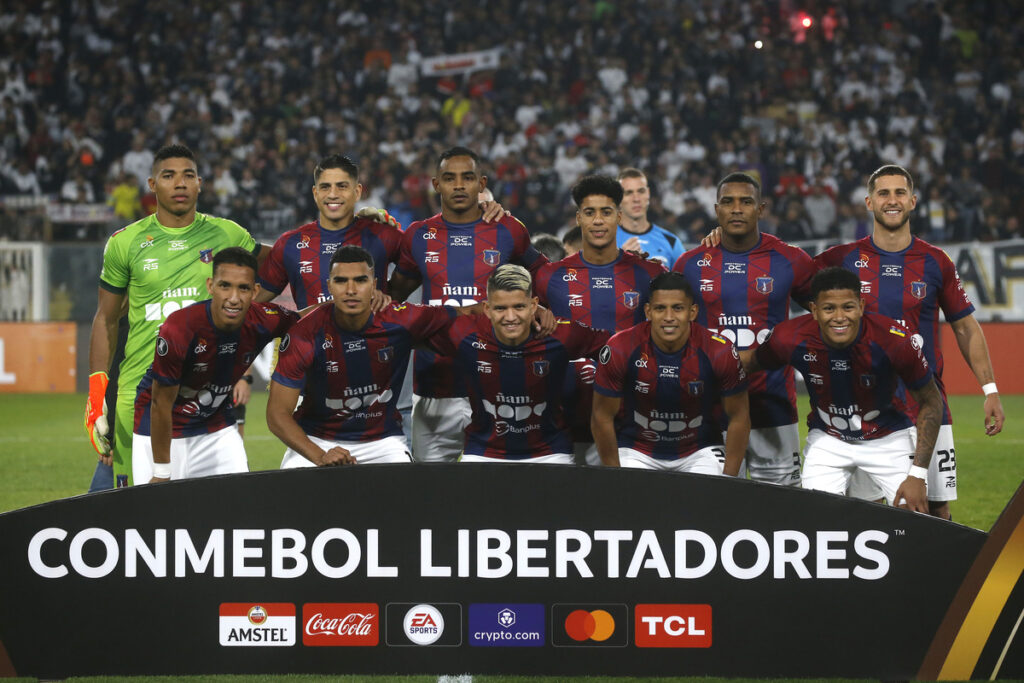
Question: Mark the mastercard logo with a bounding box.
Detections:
[564,609,615,642]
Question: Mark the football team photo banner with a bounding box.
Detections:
[0,465,1014,678]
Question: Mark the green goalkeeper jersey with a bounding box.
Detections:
[99,212,258,390]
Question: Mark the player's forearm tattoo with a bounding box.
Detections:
[911,380,942,467]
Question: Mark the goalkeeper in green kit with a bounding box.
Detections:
[85,144,269,488]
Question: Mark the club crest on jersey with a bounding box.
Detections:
[532,360,550,377]
[482,249,501,266]
[860,374,875,388]
[911,281,927,299]
[199,248,213,263]
[688,381,704,396]
[378,346,393,363]
[622,291,639,309]
[756,277,774,294]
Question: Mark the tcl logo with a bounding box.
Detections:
[302,603,379,646]
[635,604,711,648]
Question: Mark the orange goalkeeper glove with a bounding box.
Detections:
[84,371,112,456]
[355,206,402,230]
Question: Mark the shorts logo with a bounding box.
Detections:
[532,360,549,377]
[156,337,169,356]
[482,249,501,266]
[635,604,712,648]
[911,281,927,299]
[622,291,639,310]
[688,380,704,396]
[552,604,628,647]
[386,603,462,647]
[469,604,544,647]
[377,346,393,363]
[219,603,295,647]
[756,277,774,294]
[199,248,213,264]
[302,603,379,647]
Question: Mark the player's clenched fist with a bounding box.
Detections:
[319,446,356,466]
[84,371,112,458]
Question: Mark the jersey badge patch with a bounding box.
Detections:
[532,360,549,377]
[378,346,393,363]
[756,277,774,294]
[911,281,927,299]
[199,248,213,263]
[622,291,639,310]
[482,249,501,266]
[688,381,704,396]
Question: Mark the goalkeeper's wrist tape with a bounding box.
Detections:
[152,462,171,479]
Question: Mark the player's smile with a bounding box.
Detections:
[867,175,916,233]
[645,288,698,353]
[314,168,362,229]
[812,288,865,348]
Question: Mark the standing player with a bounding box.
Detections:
[815,164,1005,519]
[535,175,667,464]
[592,272,750,474]
[85,144,267,487]
[617,168,686,267]
[387,146,549,462]
[434,265,609,462]
[132,248,298,482]
[267,246,467,467]
[744,267,943,512]
[674,172,817,485]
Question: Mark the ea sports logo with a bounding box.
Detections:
[564,609,615,642]
[247,605,268,625]
[403,604,444,645]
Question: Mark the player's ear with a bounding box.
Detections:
[478,175,488,191]
[206,277,214,296]
[148,175,156,193]
[355,183,363,201]
[643,303,651,320]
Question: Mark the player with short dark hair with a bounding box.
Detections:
[815,164,1004,519]
[433,264,608,463]
[132,247,298,482]
[86,143,268,487]
[616,167,685,267]
[562,226,583,255]
[593,272,750,473]
[535,174,667,464]
[268,246,471,466]
[744,266,943,512]
[387,147,550,463]
[673,172,817,486]
[531,233,566,262]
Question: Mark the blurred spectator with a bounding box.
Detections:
[107,173,142,223]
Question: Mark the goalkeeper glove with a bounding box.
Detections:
[355,206,402,230]
[84,371,112,456]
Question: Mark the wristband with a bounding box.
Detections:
[242,375,254,385]
[152,462,171,479]
[982,383,998,396]
[907,465,928,481]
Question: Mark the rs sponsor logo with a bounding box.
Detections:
[635,604,712,648]
[302,603,379,646]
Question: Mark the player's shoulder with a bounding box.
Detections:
[865,311,910,341]
[766,314,812,346]
[619,248,666,273]
[652,223,681,246]
[407,214,444,234]
[354,216,403,238]
[498,213,529,234]
[760,233,812,261]
[105,215,155,247]
[164,299,209,330]
[816,237,865,262]
[607,320,650,351]
[273,220,317,244]
[197,212,247,233]
[908,236,955,263]
[289,302,333,334]
[692,322,733,351]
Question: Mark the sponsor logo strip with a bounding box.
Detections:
[302,603,379,647]
[551,603,628,647]
[469,603,545,647]
[385,602,462,647]
[219,603,295,647]
[635,604,712,648]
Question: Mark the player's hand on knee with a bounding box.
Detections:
[321,447,356,466]
[894,476,928,513]
[84,371,112,457]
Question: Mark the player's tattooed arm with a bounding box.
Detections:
[909,378,942,468]
[387,270,422,303]
[591,393,622,467]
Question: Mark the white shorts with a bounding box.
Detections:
[280,434,411,468]
[576,442,600,467]
[619,446,725,475]
[847,424,956,503]
[803,428,915,505]
[459,452,575,465]
[728,423,801,486]
[410,395,471,463]
[132,426,248,482]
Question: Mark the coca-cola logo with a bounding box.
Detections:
[302,603,379,647]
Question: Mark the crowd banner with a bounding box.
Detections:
[420,48,502,77]
[0,465,1017,679]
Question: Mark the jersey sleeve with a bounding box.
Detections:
[395,225,422,279]
[888,325,934,390]
[754,323,793,371]
[936,250,975,322]
[256,235,289,294]
[151,312,191,386]
[594,338,626,398]
[507,215,548,276]
[533,263,554,307]
[98,231,131,293]
[708,335,748,396]
[789,247,818,309]
[562,319,611,360]
[218,217,258,254]
[398,302,459,341]
[271,325,315,390]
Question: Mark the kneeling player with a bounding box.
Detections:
[592,272,750,474]
[133,248,299,482]
[435,264,609,463]
[744,267,942,511]
[268,246,461,467]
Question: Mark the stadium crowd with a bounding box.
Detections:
[1,0,1024,244]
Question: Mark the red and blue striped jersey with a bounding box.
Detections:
[396,213,547,398]
[534,249,667,333]
[814,236,974,423]
[272,301,457,442]
[673,233,816,429]
[257,218,403,308]
[755,313,933,442]
[134,301,298,437]
[435,315,608,459]
[595,322,747,459]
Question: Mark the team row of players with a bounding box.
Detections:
[86,145,1005,520]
